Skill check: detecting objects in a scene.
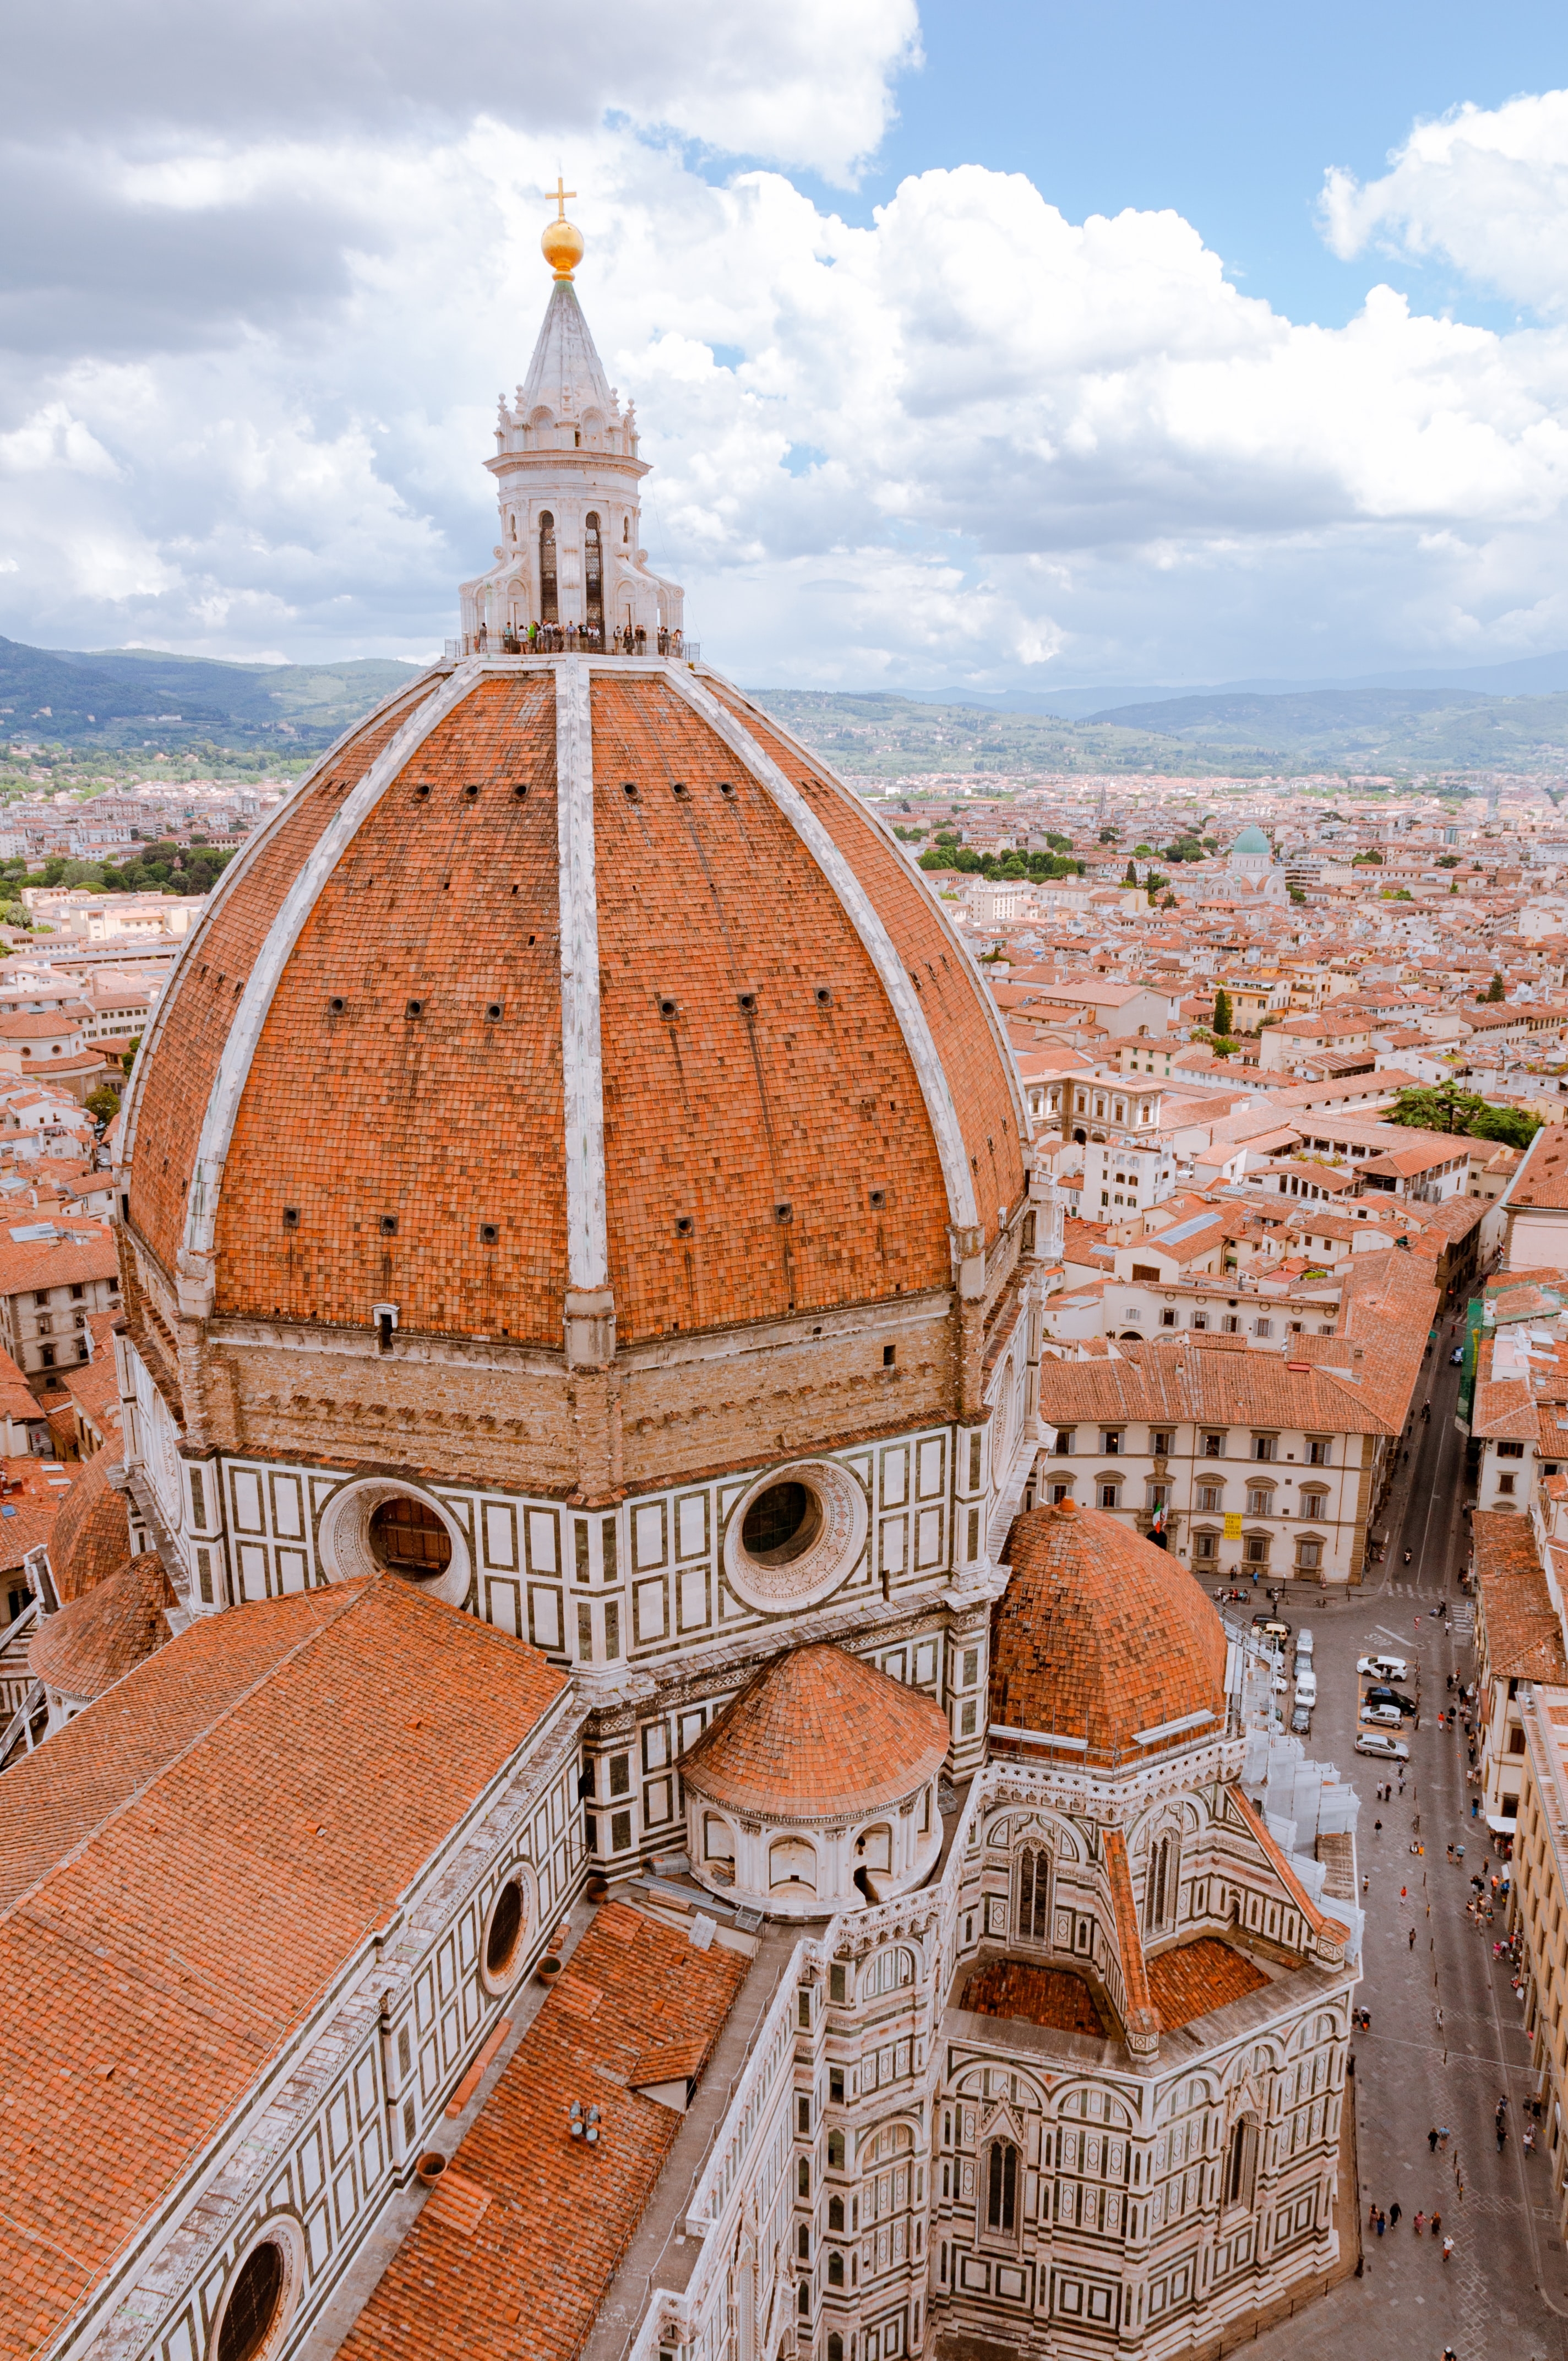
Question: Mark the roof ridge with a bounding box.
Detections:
[0,1577,370,1927]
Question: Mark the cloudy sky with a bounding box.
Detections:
[9,0,1568,693]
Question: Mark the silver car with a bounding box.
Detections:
[1354,1731,1411,1761]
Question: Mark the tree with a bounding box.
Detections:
[1123,859,1139,885]
[1045,831,1073,851]
[1485,973,1506,1002]
[1144,871,1169,898]
[1097,826,1119,844]
[85,1084,121,1124]
[1352,850,1384,866]
[1386,1083,1540,1151]
[121,1033,143,1078]
[1212,987,1233,1038]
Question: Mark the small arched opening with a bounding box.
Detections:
[538,511,558,622]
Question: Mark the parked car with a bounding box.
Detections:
[1451,1346,1464,1366]
[1295,1672,1318,1706]
[1354,1731,1411,1761]
[1253,1615,1291,1645]
[1295,1628,1315,1663]
[1365,1684,1418,1715]
[1290,1703,1312,1734]
[1272,1675,1289,1695]
[1359,1703,1403,1729]
[1358,1655,1410,1682]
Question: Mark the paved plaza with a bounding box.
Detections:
[1242,1332,1568,2361]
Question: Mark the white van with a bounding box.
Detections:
[1295,1628,1315,1665]
[1294,1668,1318,1706]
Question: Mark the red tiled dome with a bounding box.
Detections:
[682,1642,951,1821]
[990,1503,1227,1767]
[29,1551,176,1702]
[47,1451,132,1604]
[120,667,1025,1352]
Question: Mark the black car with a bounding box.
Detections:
[1365,1683,1417,1715]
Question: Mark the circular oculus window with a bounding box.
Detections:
[209,2220,304,2361]
[318,1479,471,1608]
[723,1460,867,1613]
[480,1864,536,1996]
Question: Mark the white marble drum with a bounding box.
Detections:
[680,1641,950,1917]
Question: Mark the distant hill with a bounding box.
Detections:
[1084,683,1568,768]
[0,637,424,753]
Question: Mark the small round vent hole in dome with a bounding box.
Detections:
[464,782,481,799]
[480,1222,499,1244]
[406,998,424,1018]
[815,987,834,1008]
[414,782,431,800]
[742,1481,821,1568]
[675,1215,694,1237]
[658,995,679,1018]
[485,1002,503,1020]
[328,995,345,1014]
[718,781,735,797]
[737,992,756,1014]
[623,781,639,801]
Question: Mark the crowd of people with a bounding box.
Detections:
[469,618,687,657]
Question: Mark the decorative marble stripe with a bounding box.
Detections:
[173,662,483,1316]
[663,666,982,1246]
[555,660,612,1342]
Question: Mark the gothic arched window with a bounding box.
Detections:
[1145,1831,1177,1934]
[986,2140,1018,2233]
[538,512,558,622]
[584,510,604,639]
[1224,2117,1257,2210]
[1016,1844,1050,1942]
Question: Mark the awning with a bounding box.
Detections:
[1486,1813,1518,1834]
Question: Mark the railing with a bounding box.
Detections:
[443,630,699,663]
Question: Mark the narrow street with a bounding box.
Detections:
[1249,1320,1568,2361]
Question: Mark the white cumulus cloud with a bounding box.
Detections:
[1320,88,1568,316]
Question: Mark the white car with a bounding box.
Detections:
[1359,1703,1402,1729]
[1354,1731,1411,1761]
[1358,1655,1409,1683]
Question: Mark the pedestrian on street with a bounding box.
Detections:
[1413,2211,1425,2236]
[1525,2124,1537,2155]
[1410,1927,1418,1950]
[1375,1819,1382,1836]
[1428,2126,1440,2151]
[1430,2211,1440,2240]
[1442,2235,1454,2263]
[1376,2209,1386,2235]
[1389,2201,1402,2227]
[1369,2200,1379,2227]
[1496,2121,1507,2151]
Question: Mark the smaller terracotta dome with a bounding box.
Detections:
[990,1503,1226,1766]
[684,1642,950,1822]
[45,1452,132,1604]
[29,1552,177,1705]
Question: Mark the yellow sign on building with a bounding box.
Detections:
[1223,1512,1243,1539]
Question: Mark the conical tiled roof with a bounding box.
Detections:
[29,1551,176,1702]
[47,1451,131,1604]
[991,1503,1226,1766]
[682,1643,950,1821]
[517,280,616,423]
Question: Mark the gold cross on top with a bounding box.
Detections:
[551,177,577,220]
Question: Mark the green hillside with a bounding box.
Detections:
[1,636,424,754]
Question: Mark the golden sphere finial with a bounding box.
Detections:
[542,176,584,279]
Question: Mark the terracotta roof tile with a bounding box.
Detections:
[337,1902,748,2361]
[962,1958,1109,2037]
[1145,1936,1268,2030]
[1474,1510,1568,1682]
[990,1504,1227,1767]
[0,1575,567,2361]
[682,1642,949,1820]
[128,671,1023,1352]
[28,1549,175,1699]
[44,1448,130,1603]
